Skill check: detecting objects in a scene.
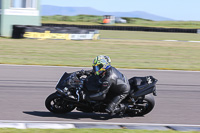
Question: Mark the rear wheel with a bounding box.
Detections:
[45,92,75,114]
[128,94,155,116]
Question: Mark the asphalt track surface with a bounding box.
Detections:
[0,65,200,125]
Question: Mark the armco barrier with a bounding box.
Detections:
[42,23,198,33]
[12,25,100,40]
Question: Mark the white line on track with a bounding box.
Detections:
[102,38,200,43]
[163,40,200,43]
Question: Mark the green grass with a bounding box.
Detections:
[1,31,200,71]
[42,15,103,24]
[0,128,199,133]
[42,15,200,29]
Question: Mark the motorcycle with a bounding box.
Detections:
[45,70,158,116]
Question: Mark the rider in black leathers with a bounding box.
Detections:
[78,55,130,115]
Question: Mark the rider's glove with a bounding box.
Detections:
[85,70,93,76]
[76,69,85,76]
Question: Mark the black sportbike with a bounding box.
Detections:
[45,71,158,116]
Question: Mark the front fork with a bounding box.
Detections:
[56,87,82,101]
[76,87,81,101]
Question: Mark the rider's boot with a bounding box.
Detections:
[105,102,116,116]
[105,94,127,116]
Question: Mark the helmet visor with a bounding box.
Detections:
[93,64,103,75]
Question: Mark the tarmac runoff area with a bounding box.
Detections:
[0,121,200,131]
[0,65,200,131]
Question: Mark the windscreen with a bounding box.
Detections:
[56,72,71,89]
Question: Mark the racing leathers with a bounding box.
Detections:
[82,66,130,115]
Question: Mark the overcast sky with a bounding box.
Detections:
[41,0,200,21]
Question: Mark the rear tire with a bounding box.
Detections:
[141,94,155,115]
[129,94,155,116]
[45,92,75,114]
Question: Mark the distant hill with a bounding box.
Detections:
[41,5,173,21]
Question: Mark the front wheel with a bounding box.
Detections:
[45,92,75,114]
[128,94,155,116]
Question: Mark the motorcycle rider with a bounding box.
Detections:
[79,55,130,115]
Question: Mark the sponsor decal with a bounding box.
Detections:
[23,31,100,40]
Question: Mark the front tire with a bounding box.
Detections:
[45,92,75,114]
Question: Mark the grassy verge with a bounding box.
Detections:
[42,15,200,29]
[0,128,199,133]
[0,32,200,71]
